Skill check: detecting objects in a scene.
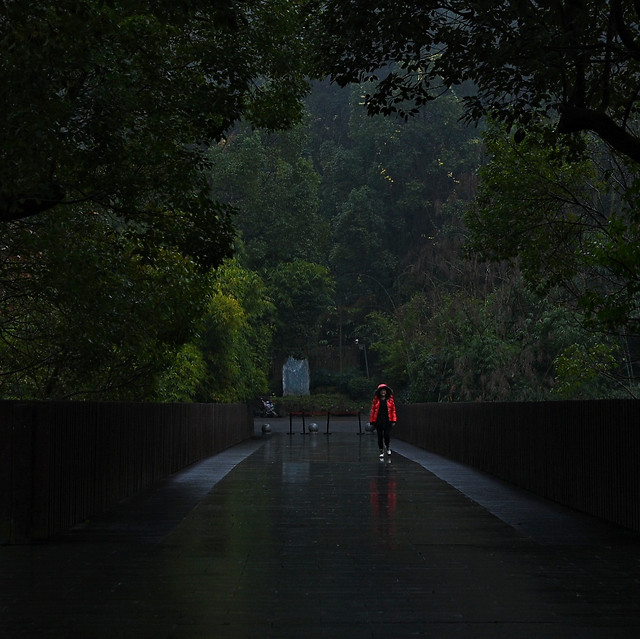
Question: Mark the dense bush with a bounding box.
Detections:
[311,368,372,400]
[276,393,366,415]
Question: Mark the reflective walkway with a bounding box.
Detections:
[2,418,640,638]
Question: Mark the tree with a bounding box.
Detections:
[366,262,628,402]
[309,1,640,164]
[208,123,329,273]
[303,1,640,398]
[0,208,281,402]
[307,80,482,365]
[0,208,209,400]
[268,260,335,357]
[330,185,398,304]
[466,122,640,336]
[195,259,275,402]
[1,1,310,267]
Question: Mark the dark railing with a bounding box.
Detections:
[0,401,253,543]
[397,400,640,533]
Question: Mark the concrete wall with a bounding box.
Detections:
[0,401,253,543]
[396,400,640,533]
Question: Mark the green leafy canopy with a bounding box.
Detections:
[1,0,311,270]
[309,1,640,165]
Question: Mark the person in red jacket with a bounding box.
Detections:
[369,383,397,459]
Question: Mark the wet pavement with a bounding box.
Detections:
[1,417,640,638]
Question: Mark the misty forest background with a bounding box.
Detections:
[3,3,640,408]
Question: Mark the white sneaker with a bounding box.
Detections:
[386,446,392,455]
[379,450,384,459]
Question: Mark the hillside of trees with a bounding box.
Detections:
[2,2,640,403]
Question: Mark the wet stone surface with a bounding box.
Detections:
[1,419,640,638]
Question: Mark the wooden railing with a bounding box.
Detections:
[397,400,640,533]
[0,401,253,543]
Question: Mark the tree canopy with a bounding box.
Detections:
[309,1,640,164]
[3,2,640,402]
[1,0,310,267]
[0,208,209,399]
[467,122,640,335]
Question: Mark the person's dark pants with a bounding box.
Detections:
[376,421,392,449]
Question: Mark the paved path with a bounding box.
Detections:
[1,418,639,638]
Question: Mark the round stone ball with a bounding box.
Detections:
[308,422,319,433]
[261,423,272,434]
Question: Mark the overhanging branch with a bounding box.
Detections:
[557,105,640,164]
[0,184,65,223]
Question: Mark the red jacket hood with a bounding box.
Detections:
[375,383,393,397]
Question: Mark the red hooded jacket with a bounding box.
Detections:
[369,383,397,424]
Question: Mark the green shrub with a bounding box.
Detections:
[276,392,366,415]
[311,368,372,401]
